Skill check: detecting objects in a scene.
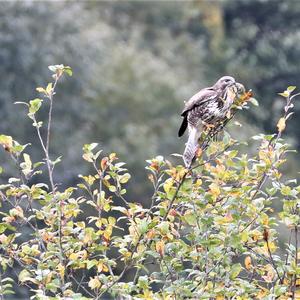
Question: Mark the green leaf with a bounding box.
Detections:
[281,186,292,196]
[287,86,296,92]
[63,66,73,76]
[23,153,32,168]
[51,156,62,166]
[137,220,148,235]
[163,178,173,194]
[119,173,131,184]
[157,221,169,234]
[29,98,43,114]
[278,91,289,98]
[46,83,53,95]
[108,185,117,193]
[21,153,32,177]
[230,263,242,279]
[18,269,31,283]
[36,87,46,93]
[86,260,97,270]
[0,135,13,148]
[249,98,259,106]
[0,223,16,234]
[184,213,197,226]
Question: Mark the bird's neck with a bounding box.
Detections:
[221,88,235,110]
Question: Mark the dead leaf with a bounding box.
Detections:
[244,256,252,270]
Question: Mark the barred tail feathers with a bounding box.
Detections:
[183,126,200,168]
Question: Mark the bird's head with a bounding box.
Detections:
[214,76,236,90]
[233,82,246,96]
[226,82,245,104]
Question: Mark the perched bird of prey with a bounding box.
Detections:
[178,76,238,168]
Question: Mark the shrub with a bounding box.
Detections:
[0,66,299,299]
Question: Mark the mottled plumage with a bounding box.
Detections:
[179,76,237,167]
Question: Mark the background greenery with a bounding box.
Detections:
[1,0,300,197]
[0,1,300,298]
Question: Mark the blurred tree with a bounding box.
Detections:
[0,1,209,203]
[1,0,300,200]
[222,0,300,142]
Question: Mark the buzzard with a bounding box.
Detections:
[178,76,238,168]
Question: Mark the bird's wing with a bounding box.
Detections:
[181,88,218,116]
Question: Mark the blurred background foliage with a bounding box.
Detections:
[1,0,300,204]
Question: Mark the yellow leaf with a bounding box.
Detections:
[194,179,202,187]
[155,240,165,256]
[241,231,249,243]
[80,250,88,260]
[69,250,87,261]
[69,252,79,260]
[295,290,300,298]
[36,87,46,93]
[0,135,13,152]
[88,277,101,290]
[262,264,276,283]
[261,214,269,226]
[215,213,233,225]
[103,227,112,240]
[83,230,93,244]
[45,271,53,284]
[97,261,108,273]
[128,224,139,239]
[263,241,277,255]
[257,288,268,299]
[244,256,252,270]
[46,83,53,95]
[56,263,65,279]
[251,229,262,242]
[63,290,74,297]
[137,244,146,254]
[277,117,286,133]
[142,290,154,300]
[10,206,24,219]
[176,169,186,181]
[209,183,221,198]
[109,153,117,161]
[163,178,173,194]
[224,212,233,222]
[0,234,7,244]
[146,229,156,240]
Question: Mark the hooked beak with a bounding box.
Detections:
[230,81,237,87]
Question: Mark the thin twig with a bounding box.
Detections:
[280,230,293,284]
[71,274,95,298]
[46,76,59,153]
[266,238,282,283]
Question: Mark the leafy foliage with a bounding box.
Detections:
[3,0,300,212]
[0,67,299,299]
